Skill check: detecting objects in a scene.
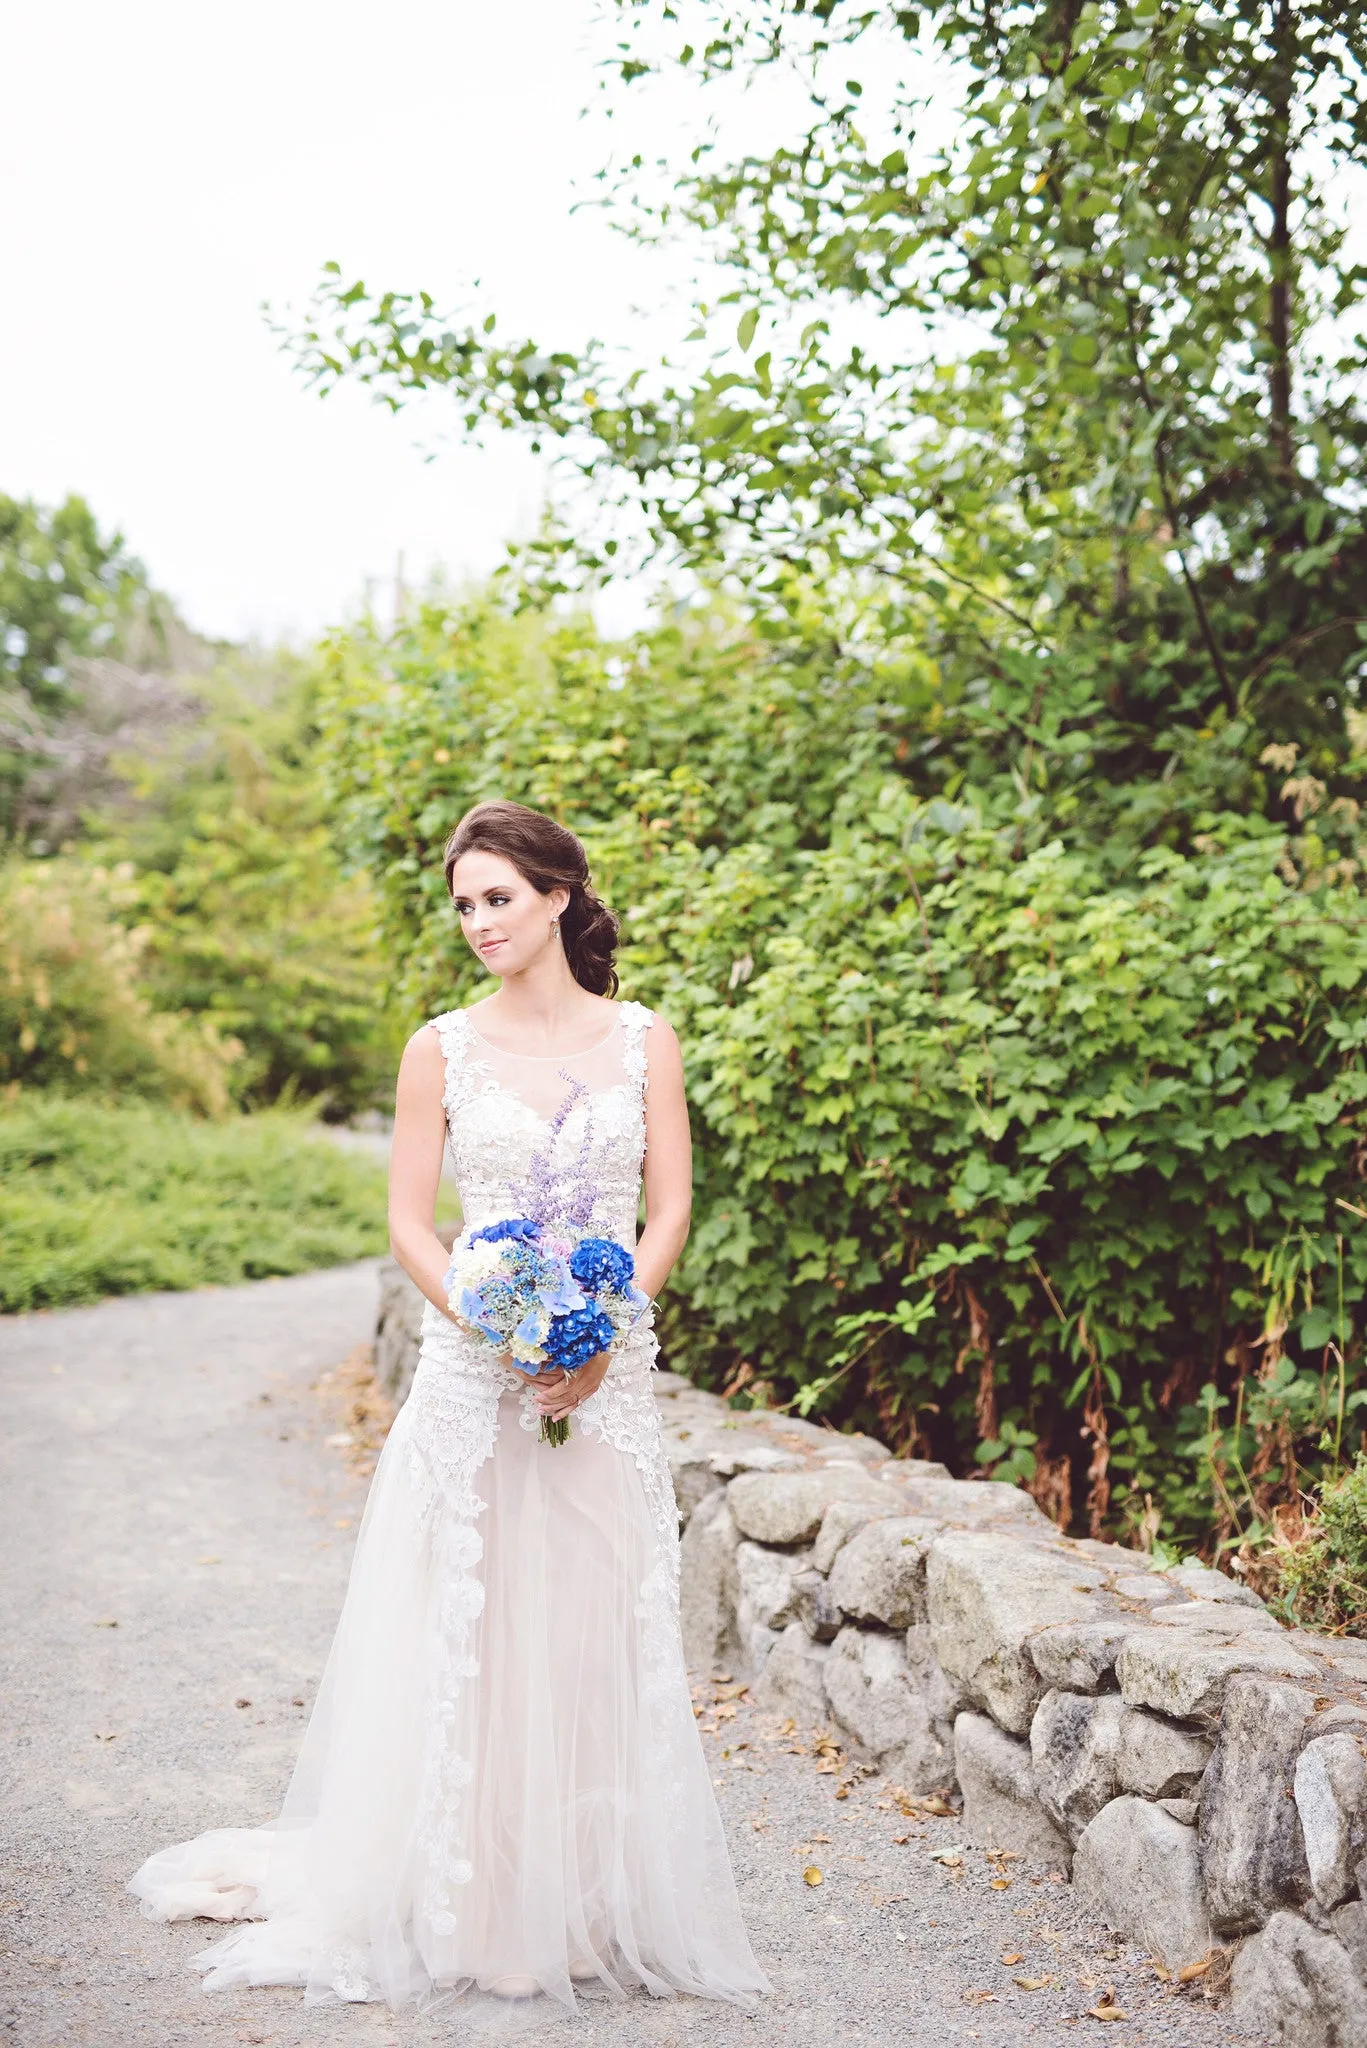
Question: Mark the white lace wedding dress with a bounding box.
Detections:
[129,1002,768,2012]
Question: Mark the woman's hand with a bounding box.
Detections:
[534,1351,611,1421]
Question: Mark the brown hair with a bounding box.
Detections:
[443,801,621,998]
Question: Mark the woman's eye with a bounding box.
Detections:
[488,894,510,906]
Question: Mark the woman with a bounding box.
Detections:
[129,800,768,2014]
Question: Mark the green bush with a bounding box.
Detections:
[90,648,398,1119]
[1272,1455,1367,1638]
[0,857,239,1114]
[314,590,1367,1549]
[0,1095,392,1311]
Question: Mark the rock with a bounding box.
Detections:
[1117,1627,1319,1722]
[1115,1707,1214,1800]
[1072,1798,1213,1972]
[1167,1561,1266,1609]
[1201,1675,1315,1933]
[826,1517,936,1630]
[735,1541,806,1632]
[905,1623,970,1725]
[900,1477,1050,1529]
[1114,1574,1183,1605]
[954,1712,1073,1870]
[791,1569,844,1643]
[1029,1690,1125,1842]
[812,1497,887,1574]
[1317,1704,1367,1737]
[1159,1797,1199,1825]
[1029,1617,1137,1694]
[754,1621,832,1730]
[822,1627,953,1788]
[727,1467,888,1546]
[1295,1731,1367,1909]
[667,1453,725,1530]
[1331,1901,1367,1986]
[1146,1600,1283,1637]
[375,1255,424,1404]
[735,1540,808,1676]
[879,1456,952,1484]
[1232,1911,1367,2047]
[678,1490,741,1672]
[927,1532,1110,1735]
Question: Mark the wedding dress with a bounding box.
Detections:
[129,1001,768,2012]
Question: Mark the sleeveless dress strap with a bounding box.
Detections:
[618,1001,654,1099]
[427,1009,473,1122]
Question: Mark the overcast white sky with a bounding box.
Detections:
[1,2,771,643]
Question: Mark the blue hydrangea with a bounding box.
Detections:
[471,1217,541,1246]
[544,1305,616,1372]
[568,1236,635,1293]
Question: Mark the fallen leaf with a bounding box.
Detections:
[1177,1953,1214,1983]
[235,1697,252,1709]
[195,1555,221,1566]
[892,1834,911,1846]
[807,1833,831,1844]
[1013,1974,1055,1992]
[930,1845,967,1866]
[715,1702,739,1721]
[1001,1953,1024,1966]
[834,1784,850,1800]
[94,1618,118,1628]
[1087,1995,1128,2022]
[803,1866,823,1887]
[963,1990,997,2005]
[94,1731,117,1742]
[990,1877,1013,1890]
[1151,1962,1172,1982]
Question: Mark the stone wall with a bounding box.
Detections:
[377,1260,1367,2044]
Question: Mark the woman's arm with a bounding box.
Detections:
[387,1026,455,1317]
[633,1014,693,1300]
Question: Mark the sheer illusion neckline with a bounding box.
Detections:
[465,1010,622,1062]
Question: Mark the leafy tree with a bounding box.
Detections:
[0,493,171,843]
[0,494,143,712]
[88,649,398,1118]
[294,0,1367,855]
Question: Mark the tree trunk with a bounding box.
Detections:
[1267,0,1295,472]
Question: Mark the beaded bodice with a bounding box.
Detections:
[427,1001,653,1251]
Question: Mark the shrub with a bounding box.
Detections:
[0,858,239,1114]
[0,1094,391,1311]
[313,591,1367,1548]
[1267,1456,1367,1638]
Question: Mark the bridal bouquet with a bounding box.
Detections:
[444,1218,648,1445]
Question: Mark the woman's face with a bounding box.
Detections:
[449,849,568,979]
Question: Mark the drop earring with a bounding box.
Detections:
[550,917,560,939]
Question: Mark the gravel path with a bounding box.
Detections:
[1,1270,1252,2047]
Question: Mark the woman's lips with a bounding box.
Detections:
[479,938,505,955]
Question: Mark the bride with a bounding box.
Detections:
[129,799,769,2013]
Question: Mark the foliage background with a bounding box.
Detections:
[8,0,1367,1579]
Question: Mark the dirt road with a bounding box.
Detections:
[1,1267,1249,2047]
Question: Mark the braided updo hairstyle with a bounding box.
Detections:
[443,801,621,998]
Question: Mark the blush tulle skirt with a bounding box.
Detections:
[128,1338,767,2014]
